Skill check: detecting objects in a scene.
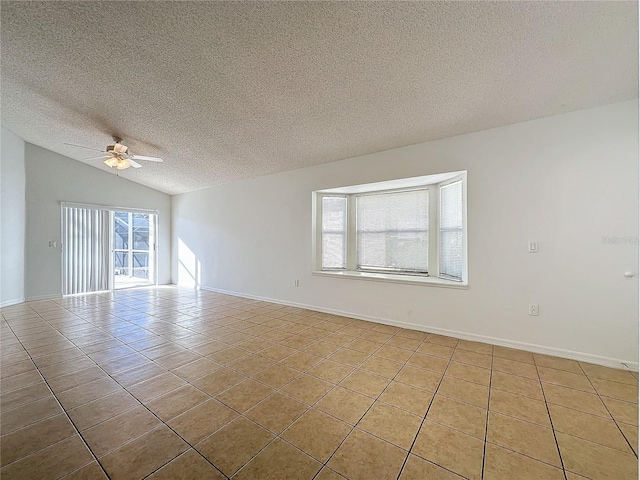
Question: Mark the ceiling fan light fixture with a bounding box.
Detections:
[116,159,131,170]
[104,157,119,168]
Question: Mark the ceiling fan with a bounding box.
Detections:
[64,136,163,170]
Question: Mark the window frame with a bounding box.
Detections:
[313,172,468,288]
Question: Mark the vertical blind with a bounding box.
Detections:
[62,206,110,295]
[356,189,429,273]
[321,196,347,269]
[439,180,463,281]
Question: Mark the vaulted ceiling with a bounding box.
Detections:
[1,1,637,194]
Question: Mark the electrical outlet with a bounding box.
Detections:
[529,304,539,316]
[49,241,57,248]
[294,280,299,287]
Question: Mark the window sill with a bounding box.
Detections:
[312,270,468,289]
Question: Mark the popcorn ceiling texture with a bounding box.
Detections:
[1,1,637,195]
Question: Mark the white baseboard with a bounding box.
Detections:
[0,298,25,308]
[200,285,639,372]
[25,294,62,302]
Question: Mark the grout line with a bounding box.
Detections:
[480,348,494,479]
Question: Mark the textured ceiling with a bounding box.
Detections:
[1,1,637,195]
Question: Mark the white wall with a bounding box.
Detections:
[25,144,172,300]
[172,101,639,368]
[1,127,26,306]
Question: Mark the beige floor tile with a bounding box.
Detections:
[493,356,539,379]
[281,408,352,462]
[171,357,220,382]
[357,401,422,449]
[425,334,458,348]
[375,345,413,363]
[305,341,341,357]
[195,416,274,476]
[542,383,610,417]
[427,394,487,439]
[208,346,250,365]
[486,411,561,467]
[396,365,442,391]
[0,434,93,480]
[412,420,484,480]
[56,378,122,410]
[456,339,494,356]
[329,348,370,367]
[111,362,167,387]
[280,351,323,371]
[280,374,334,404]
[0,382,51,411]
[0,395,62,434]
[307,360,354,384]
[0,413,76,466]
[82,406,161,456]
[538,367,594,393]
[494,346,534,364]
[396,330,428,342]
[329,428,406,480]
[361,330,393,344]
[548,404,632,452]
[47,366,107,393]
[315,386,374,425]
[360,356,404,378]
[246,392,307,433]
[399,454,463,479]
[446,362,491,386]
[62,461,109,479]
[346,338,381,355]
[340,369,390,398]
[533,354,582,374]
[315,467,347,480]
[451,349,492,369]
[233,438,321,480]
[407,352,449,373]
[379,381,434,416]
[67,389,140,430]
[168,398,238,444]
[126,372,186,403]
[253,363,300,388]
[483,443,564,480]
[601,396,638,425]
[580,363,638,385]
[145,384,209,421]
[491,371,544,401]
[557,432,639,480]
[489,388,551,426]
[190,340,228,356]
[1,370,44,393]
[147,449,225,480]
[228,354,274,375]
[191,367,244,396]
[99,426,188,480]
[438,375,489,408]
[618,422,638,454]
[216,379,274,412]
[417,342,454,358]
[386,336,422,351]
[590,377,639,403]
[323,332,358,347]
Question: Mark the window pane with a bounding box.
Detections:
[132,252,149,280]
[356,189,429,273]
[439,180,463,280]
[322,197,347,269]
[132,213,150,250]
[114,212,129,249]
[115,251,129,276]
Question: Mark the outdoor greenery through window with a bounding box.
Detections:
[314,172,467,284]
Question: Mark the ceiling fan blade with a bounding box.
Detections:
[64,142,105,153]
[131,155,163,163]
[83,155,110,161]
[128,159,143,169]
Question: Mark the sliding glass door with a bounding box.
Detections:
[62,203,157,295]
[113,211,157,289]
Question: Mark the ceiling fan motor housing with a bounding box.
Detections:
[107,143,129,155]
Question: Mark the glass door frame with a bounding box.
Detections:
[110,210,158,290]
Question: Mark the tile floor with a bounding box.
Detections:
[1,286,638,480]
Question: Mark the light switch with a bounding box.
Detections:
[528,241,538,253]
